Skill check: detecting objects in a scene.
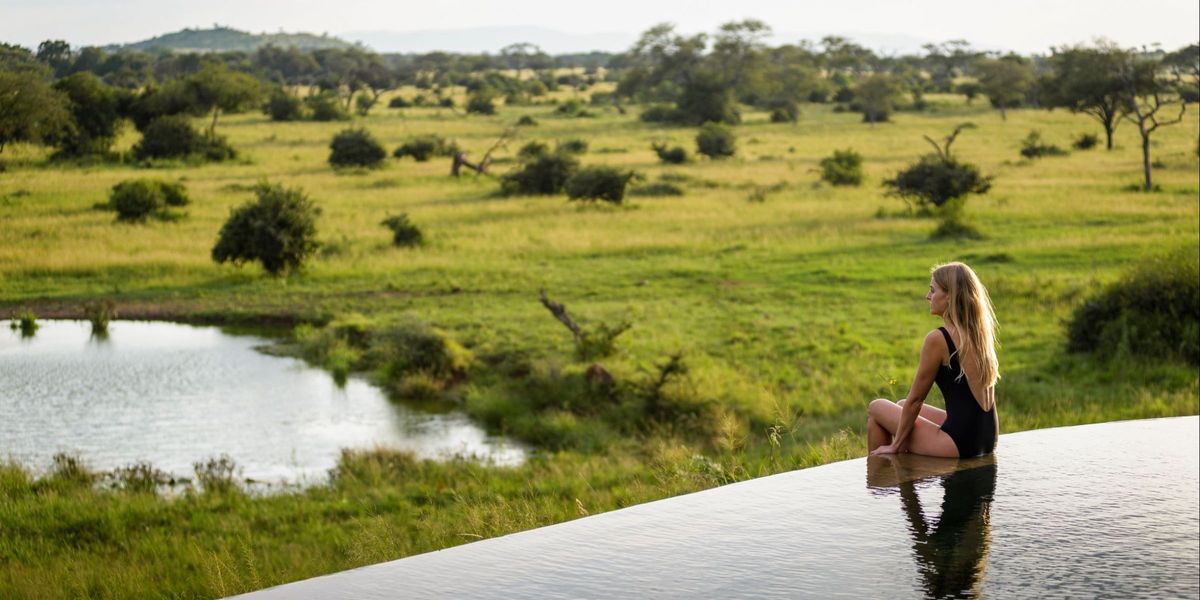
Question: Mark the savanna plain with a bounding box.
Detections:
[1,88,1198,597]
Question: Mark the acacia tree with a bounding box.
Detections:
[975,55,1035,121]
[51,72,122,156]
[1117,52,1187,191]
[186,64,261,137]
[856,74,903,123]
[1041,44,1129,150]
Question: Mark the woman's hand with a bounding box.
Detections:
[871,442,908,456]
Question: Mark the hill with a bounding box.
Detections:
[115,26,358,53]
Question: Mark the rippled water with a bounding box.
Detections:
[0,320,523,486]
[239,416,1200,599]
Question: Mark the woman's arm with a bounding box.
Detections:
[876,331,943,454]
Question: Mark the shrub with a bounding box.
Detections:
[83,299,116,336]
[516,115,538,126]
[565,166,639,204]
[884,155,992,210]
[108,179,189,222]
[768,99,800,124]
[132,115,234,161]
[49,453,97,487]
[652,142,688,164]
[556,98,584,115]
[393,135,458,162]
[51,72,122,157]
[1019,130,1068,159]
[368,319,473,382]
[438,97,455,109]
[833,87,855,102]
[808,89,830,103]
[211,182,320,276]
[501,151,580,196]
[1072,133,1100,151]
[517,141,550,160]
[818,149,864,186]
[1067,247,1199,364]
[630,182,685,196]
[556,138,588,155]
[11,308,38,337]
[112,461,170,493]
[639,104,677,123]
[354,93,376,116]
[305,93,349,121]
[264,88,303,121]
[381,213,423,247]
[695,122,736,159]
[193,455,239,494]
[388,96,411,108]
[466,91,495,115]
[329,128,386,168]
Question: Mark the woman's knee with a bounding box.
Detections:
[868,398,893,416]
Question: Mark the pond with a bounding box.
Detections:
[237,416,1199,599]
[0,320,523,487]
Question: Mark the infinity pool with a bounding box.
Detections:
[1,320,522,486]
[239,416,1199,598]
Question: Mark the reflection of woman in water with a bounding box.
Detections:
[868,262,1000,458]
[873,456,998,599]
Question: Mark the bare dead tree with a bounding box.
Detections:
[1118,55,1187,191]
[923,122,976,160]
[538,288,583,346]
[451,126,517,176]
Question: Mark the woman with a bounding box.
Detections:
[868,262,1000,458]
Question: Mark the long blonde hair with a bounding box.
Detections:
[932,262,1000,388]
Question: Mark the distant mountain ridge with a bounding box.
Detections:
[113,26,358,53]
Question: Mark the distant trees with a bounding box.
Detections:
[1116,51,1188,191]
[855,74,903,123]
[51,72,122,156]
[1041,45,1128,149]
[975,56,1035,120]
[0,69,71,154]
[185,64,261,137]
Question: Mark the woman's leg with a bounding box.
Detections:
[897,399,948,426]
[868,399,959,458]
[867,414,891,451]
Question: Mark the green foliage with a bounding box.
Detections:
[1019,131,1068,159]
[675,70,742,125]
[1068,247,1200,364]
[500,148,580,196]
[368,318,473,383]
[328,128,386,168]
[768,99,800,123]
[555,138,588,155]
[0,69,71,153]
[354,93,376,116]
[51,72,122,157]
[264,88,303,121]
[83,299,116,336]
[185,64,262,136]
[10,308,38,337]
[193,455,239,495]
[565,166,640,204]
[651,142,688,164]
[387,96,411,108]
[630,182,685,196]
[695,122,736,159]
[516,115,538,126]
[305,93,349,121]
[818,149,864,186]
[211,182,321,276]
[1073,133,1100,150]
[884,155,992,210]
[393,135,457,161]
[111,462,170,493]
[48,453,98,487]
[132,115,235,161]
[108,179,189,222]
[855,74,903,123]
[578,321,631,361]
[929,208,985,240]
[466,91,496,115]
[639,104,677,123]
[381,214,423,247]
[975,56,1035,119]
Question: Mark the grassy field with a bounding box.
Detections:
[1,90,1198,597]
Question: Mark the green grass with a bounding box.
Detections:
[1,90,1197,597]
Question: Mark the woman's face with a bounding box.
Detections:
[927,278,949,316]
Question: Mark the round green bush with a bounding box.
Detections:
[652,143,688,164]
[695,122,736,159]
[388,96,411,108]
[305,94,349,121]
[109,179,189,222]
[884,155,992,209]
[132,115,201,160]
[500,152,579,196]
[1067,248,1199,364]
[265,89,303,121]
[768,99,800,124]
[819,149,864,186]
[466,91,495,115]
[329,128,386,168]
[381,213,423,247]
[565,166,639,204]
[556,139,588,155]
[516,115,538,126]
[211,182,320,276]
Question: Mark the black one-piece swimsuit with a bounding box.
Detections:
[935,327,998,458]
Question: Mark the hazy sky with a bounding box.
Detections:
[2,0,1198,53]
